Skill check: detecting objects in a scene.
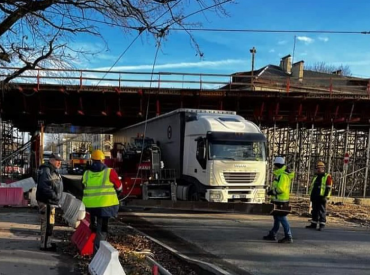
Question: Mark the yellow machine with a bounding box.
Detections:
[68,150,89,175]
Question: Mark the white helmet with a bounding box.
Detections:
[274,156,285,165]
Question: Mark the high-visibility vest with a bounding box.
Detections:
[270,166,293,203]
[309,173,332,198]
[82,168,119,208]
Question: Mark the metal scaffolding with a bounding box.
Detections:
[0,120,30,182]
[263,124,370,198]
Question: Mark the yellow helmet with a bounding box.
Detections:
[91,150,105,161]
[316,161,325,168]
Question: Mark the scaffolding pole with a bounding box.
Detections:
[327,124,334,175]
[40,123,44,165]
[340,124,350,197]
[306,124,314,195]
[0,115,2,183]
[291,123,298,193]
[364,128,370,197]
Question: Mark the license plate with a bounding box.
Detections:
[232,194,246,199]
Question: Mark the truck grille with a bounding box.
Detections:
[222,172,257,184]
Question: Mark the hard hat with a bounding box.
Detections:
[91,150,105,161]
[316,161,325,168]
[274,156,285,165]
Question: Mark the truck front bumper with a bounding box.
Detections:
[205,188,265,203]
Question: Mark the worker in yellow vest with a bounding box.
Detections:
[263,157,294,243]
[82,149,122,254]
[306,161,332,231]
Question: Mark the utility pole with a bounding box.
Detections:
[250,47,256,90]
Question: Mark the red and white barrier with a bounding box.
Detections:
[71,218,96,256]
[0,187,24,206]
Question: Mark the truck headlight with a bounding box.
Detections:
[209,191,223,202]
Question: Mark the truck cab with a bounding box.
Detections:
[181,112,267,203]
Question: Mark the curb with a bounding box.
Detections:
[146,256,172,275]
[125,225,233,275]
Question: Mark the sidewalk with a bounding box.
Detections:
[0,208,80,275]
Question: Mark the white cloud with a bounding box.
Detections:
[296,36,314,44]
[278,40,287,45]
[93,59,246,71]
[269,49,275,53]
[318,36,329,42]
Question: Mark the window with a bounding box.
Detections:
[218,117,240,122]
[196,138,207,169]
[209,141,266,161]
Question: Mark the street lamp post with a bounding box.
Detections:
[250,47,257,90]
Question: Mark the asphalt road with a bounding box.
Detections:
[0,208,80,275]
[120,209,370,275]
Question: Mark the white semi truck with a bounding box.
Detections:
[113,109,267,203]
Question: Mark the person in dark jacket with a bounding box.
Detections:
[306,161,333,231]
[36,153,64,251]
[82,150,122,254]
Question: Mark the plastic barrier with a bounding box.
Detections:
[59,192,68,209]
[63,196,86,228]
[0,187,24,206]
[71,218,96,256]
[61,193,75,213]
[29,187,38,207]
[7,177,36,192]
[89,241,126,275]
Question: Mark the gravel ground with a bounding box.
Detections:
[290,196,370,227]
[55,213,199,275]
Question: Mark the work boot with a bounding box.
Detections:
[40,243,57,252]
[278,236,293,243]
[263,233,277,241]
[318,225,325,231]
[305,223,317,229]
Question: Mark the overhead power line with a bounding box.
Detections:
[43,11,370,35]
[169,27,370,35]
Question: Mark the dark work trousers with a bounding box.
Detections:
[38,202,56,249]
[90,215,109,255]
[311,199,327,226]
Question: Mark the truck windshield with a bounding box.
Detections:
[72,153,87,159]
[209,141,266,161]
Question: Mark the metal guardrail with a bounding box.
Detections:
[1,66,370,96]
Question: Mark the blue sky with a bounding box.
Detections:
[71,0,370,81]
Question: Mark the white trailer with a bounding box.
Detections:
[113,109,267,203]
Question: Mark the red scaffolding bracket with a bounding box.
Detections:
[33,69,40,92]
[79,71,83,91]
[78,96,84,115]
[156,99,160,116]
[64,96,69,115]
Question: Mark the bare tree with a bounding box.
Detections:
[0,0,233,84]
[305,62,352,76]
